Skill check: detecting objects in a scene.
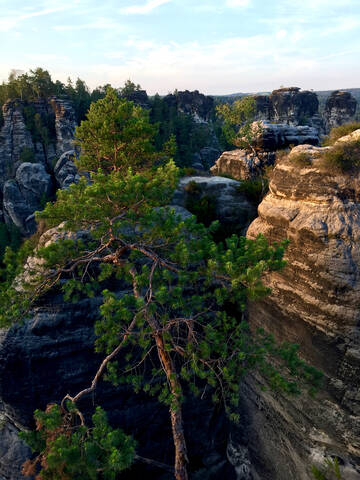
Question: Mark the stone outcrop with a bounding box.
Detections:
[324,90,357,132]
[192,147,221,170]
[210,122,319,181]
[163,90,214,123]
[54,150,80,189]
[253,87,320,128]
[48,97,76,155]
[0,101,34,190]
[269,87,319,125]
[244,139,360,479]
[3,163,52,235]
[210,149,275,181]
[255,121,319,150]
[0,97,76,234]
[172,176,257,232]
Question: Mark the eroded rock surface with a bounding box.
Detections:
[0,97,76,234]
[163,90,214,123]
[173,176,257,231]
[324,90,357,132]
[3,163,52,235]
[244,140,360,479]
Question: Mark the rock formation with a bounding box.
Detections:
[324,90,357,132]
[163,90,214,123]
[210,122,319,180]
[253,87,320,128]
[0,97,76,234]
[210,150,275,181]
[54,150,80,189]
[0,220,240,479]
[48,96,76,155]
[3,163,53,235]
[244,136,360,479]
[172,176,258,232]
[0,101,34,190]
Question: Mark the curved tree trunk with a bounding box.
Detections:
[151,327,189,480]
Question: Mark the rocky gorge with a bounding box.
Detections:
[0,88,360,479]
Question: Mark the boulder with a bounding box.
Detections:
[210,150,275,181]
[54,150,80,188]
[3,163,52,235]
[243,138,360,478]
[172,176,257,231]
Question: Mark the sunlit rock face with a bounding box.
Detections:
[243,138,360,479]
[210,122,319,181]
[324,90,358,132]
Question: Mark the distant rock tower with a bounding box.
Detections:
[324,90,357,132]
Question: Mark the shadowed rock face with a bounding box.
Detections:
[254,88,319,127]
[244,141,360,479]
[269,87,319,125]
[163,90,214,123]
[0,291,236,480]
[0,97,76,233]
[0,101,34,191]
[172,176,258,232]
[324,90,357,132]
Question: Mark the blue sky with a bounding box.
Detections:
[1,0,360,94]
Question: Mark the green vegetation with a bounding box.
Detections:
[150,93,216,166]
[75,87,158,173]
[237,178,268,204]
[20,404,135,479]
[0,90,322,480]
[216,96,260,152]
[0,222,22,264]
[320,140,360,173]
[312,457,344,480]
[19,146,36,164]
[322,121,360,146]
[290,151,312,168]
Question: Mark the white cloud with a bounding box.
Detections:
[120,0,172,15]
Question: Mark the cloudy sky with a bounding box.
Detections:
[1,0,359,94]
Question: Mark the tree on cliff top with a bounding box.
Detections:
[216,96,262,155]
[75,86,158,173]
[1,91,322,480]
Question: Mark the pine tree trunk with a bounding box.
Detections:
[152,328,189,480]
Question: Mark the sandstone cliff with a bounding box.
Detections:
[244,136,360,479]
[324,90,358,132]
[0,97,76,234]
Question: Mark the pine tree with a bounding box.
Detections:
[1,91,322,480]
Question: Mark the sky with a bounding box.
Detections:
[1,0,360,95]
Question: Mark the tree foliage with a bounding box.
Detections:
[75,87,158,173]
[0,93,323,480]
[216,96,261,152]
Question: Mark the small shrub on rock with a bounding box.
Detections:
[322,121,360,146]
[320,140,360,173]
[290,152,312,168]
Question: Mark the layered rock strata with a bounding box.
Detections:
[244,140,360,479]
[210,122,319,181]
